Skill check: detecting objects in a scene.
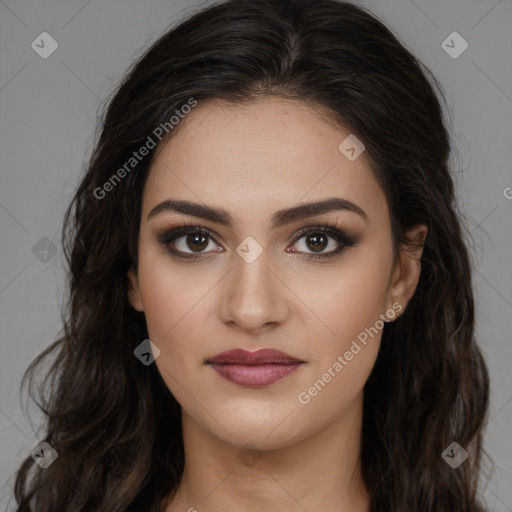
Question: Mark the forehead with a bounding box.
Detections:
[143,97,388,231]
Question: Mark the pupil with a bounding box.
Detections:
[187,233,208,251]
[307,233,327,252]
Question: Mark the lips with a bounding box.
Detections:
[208,348,302,365]
[207,348,305,387]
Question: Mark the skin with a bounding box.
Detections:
[127,97,427,512]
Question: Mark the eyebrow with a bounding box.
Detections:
[147,197,368,228]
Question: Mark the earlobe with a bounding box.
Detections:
[387,224,428,318]
[127,267,144,312]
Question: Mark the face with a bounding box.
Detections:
[128,97,426,450]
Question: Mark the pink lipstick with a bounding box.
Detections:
[207,348,304,387]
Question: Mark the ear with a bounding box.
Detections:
[386,223,428,319]
[127,266,144,312]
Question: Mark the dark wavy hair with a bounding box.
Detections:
[12,0,490,510]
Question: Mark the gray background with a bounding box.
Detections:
[0,0,511,510]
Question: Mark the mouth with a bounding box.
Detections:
[206,348,305,388]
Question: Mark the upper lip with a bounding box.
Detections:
[207,348,303,365]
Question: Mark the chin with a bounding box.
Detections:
[206,406,318,450]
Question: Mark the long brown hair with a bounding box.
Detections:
[12,0,490,510]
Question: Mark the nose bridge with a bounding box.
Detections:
[220,245,286,332]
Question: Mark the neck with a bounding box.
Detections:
[164,392,370,512]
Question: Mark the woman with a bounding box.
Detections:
[13,0,490,510]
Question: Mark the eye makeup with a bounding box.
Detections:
[155,219,360,262]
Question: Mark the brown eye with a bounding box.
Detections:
[158,224,358,262]
[184,233,209,252]
[304,233,329,252]
[157,225,223,260]
[287,226,359,261]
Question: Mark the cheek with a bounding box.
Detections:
[308,244,392,349]
[137,239,204,334]
[298,245,392,398]
[135,248,220,379]
[329,272,388,348]
[139,267,211,406]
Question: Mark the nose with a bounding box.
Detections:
[219,248,289,335]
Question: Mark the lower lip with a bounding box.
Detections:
[209,363,303,387]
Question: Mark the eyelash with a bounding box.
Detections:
[156,221,359,262]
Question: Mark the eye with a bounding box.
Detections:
[156,222,359,261]
[287,224,359,261]
[157,224,223,260]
